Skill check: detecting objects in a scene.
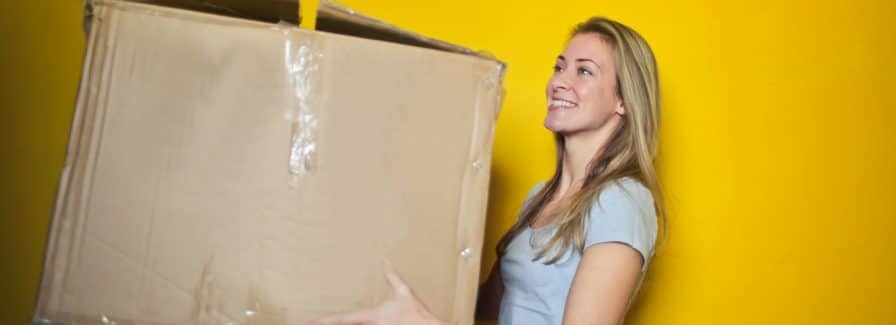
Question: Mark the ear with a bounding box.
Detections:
[614,99,626,116]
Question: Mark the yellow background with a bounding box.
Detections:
[1,0,894,324]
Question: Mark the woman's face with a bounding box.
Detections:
[544,33,624,135]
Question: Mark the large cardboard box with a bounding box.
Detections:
[33,1,505,323]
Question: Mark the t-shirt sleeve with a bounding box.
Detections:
[584,179,659,270]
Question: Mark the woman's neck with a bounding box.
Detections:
[557,117,622,197]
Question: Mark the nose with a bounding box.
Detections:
[549,72,570,92]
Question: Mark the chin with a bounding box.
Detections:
[544,118,570,134]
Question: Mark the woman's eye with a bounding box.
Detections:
[553,65,563,73]
[578,67,593,76]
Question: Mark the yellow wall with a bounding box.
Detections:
[0,1,85,324]
[1,1,894,324]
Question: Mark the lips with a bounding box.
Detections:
[548,98,577,111]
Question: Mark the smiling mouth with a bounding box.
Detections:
[548,99,577,111]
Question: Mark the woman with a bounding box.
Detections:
[312,16,664,325]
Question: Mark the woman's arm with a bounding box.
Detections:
[475,261,505,320]
[562,243,644,325]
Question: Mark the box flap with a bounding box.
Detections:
[315,0,501,63]
[87,0,300,23]
[86,0,504,65]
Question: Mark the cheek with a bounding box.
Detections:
[573,83,620,127]
[573,83,597,105]
[575,82,616,114]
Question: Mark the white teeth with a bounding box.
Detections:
[550,99,576,108]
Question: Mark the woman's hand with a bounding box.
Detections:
[309,271,447,325]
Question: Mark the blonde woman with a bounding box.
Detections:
[313,16,664,325]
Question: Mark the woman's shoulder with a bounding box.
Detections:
[589,177,657,231]
[526,181,546,200]
[518,181,546,213]
[596,177,654,208]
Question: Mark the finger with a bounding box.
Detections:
[310,309,375,325]
[385,270,410,296]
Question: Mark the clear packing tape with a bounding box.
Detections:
[34,0,505,324]
[282,24,322,184]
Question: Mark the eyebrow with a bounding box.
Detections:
[557,56,601,70]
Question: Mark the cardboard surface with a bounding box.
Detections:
[33,1,504,324]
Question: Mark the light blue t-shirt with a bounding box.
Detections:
[498,178,658,325]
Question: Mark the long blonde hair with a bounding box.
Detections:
[497,17,665,264]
